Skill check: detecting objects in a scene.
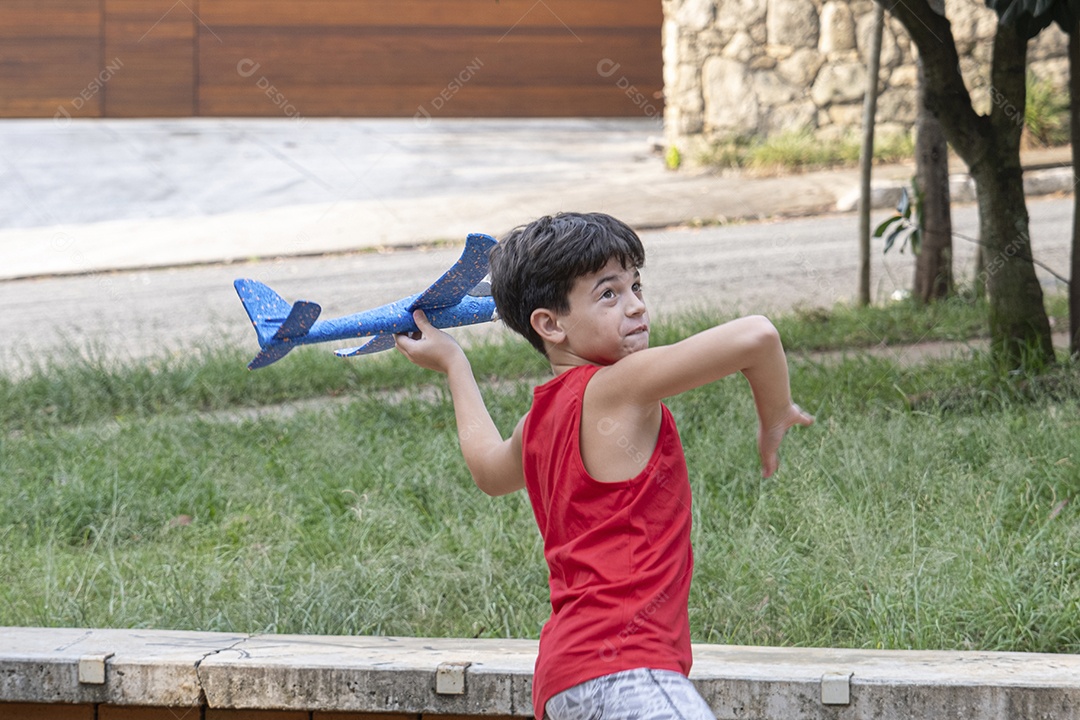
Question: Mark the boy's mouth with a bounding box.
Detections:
[628,324,649,336]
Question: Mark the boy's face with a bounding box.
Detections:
[554,257,649,364]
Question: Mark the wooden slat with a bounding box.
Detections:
[0,41,102,82]
[204,710,310,719]
[0,703,94,720]
[98,707,201,720]
[198,30,659,87]
[200,84,663,118]
[0,0,99,38]
[0,41,102,118]
[103,0,196,116]
[198,0,661,30]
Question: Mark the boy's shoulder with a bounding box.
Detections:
[528,364,599,406]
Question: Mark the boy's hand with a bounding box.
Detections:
[758,403,814,479]
[394,309,466,374]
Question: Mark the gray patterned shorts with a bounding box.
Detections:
[544,667,716,720]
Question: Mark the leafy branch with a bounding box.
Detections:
[877,184,1069,285]
[874,183,923,255]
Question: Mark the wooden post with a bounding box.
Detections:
[858,4,885,307]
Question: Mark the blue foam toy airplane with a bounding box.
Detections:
[234,232,498,370]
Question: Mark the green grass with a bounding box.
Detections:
[8,294,1066,434]
[654,294,1027,352]
[699,130,915,175]
[0,334,547,433]
[1024,73,1070,148]
[2,301,1078,653]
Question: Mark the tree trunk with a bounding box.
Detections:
[1070,24,1080,359]
[913,2,954,304]
[972,25,1055,368]
[914,118,954,302]
[973,237,987,298]
[877,2,1054,367]
[970,160,1055,367]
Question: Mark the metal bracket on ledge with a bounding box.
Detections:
[435,661,472,695]
[821,671,853,705]
[78,653,115,685]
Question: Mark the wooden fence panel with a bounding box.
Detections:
[0,0,102,118]
[0,0,661,118]
[104,0,196,116]
[198,0,661,117]
[196,0,659,29]
[199,27,660,117]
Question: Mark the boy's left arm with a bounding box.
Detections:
[591,315,811,478]
[395,310,526,496]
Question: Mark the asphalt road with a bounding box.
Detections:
[0,196,1072,374]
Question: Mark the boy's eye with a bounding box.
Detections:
[600,289,615,299]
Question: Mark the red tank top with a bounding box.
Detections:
[522,364,694,716]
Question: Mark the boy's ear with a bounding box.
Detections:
[530,308,565,346]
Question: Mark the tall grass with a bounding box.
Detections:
[8,294,1067,433]
[0,334,545,433]
[698,130,915,175]
[683,365,1080,652]
[1,302,1078,653]
[1024,73,1070,148]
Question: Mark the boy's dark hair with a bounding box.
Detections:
[489,212,645,355]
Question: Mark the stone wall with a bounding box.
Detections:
[662,0,1070,163]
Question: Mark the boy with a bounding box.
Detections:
[395,212,812,720]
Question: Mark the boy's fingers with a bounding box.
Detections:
[413,308,432,330]
[791,404,814,426]
[761,454,778,479]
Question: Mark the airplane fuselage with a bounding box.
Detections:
[291,293,496,347]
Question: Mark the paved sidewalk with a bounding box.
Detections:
[0,118,1073,280]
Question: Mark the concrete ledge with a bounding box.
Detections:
[3,628,1080,718]
[835,165,1076,213]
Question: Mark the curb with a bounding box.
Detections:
[835,165,1076,213]
[4,628,1080,717]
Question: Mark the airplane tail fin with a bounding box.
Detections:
[234,279,322,369]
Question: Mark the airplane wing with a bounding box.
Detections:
[334,334,398,358]
[407,233,497,312]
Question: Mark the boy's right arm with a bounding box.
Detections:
[395,310,526,496]
[593,315,812,477]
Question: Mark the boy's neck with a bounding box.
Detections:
[545,344,605,376]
